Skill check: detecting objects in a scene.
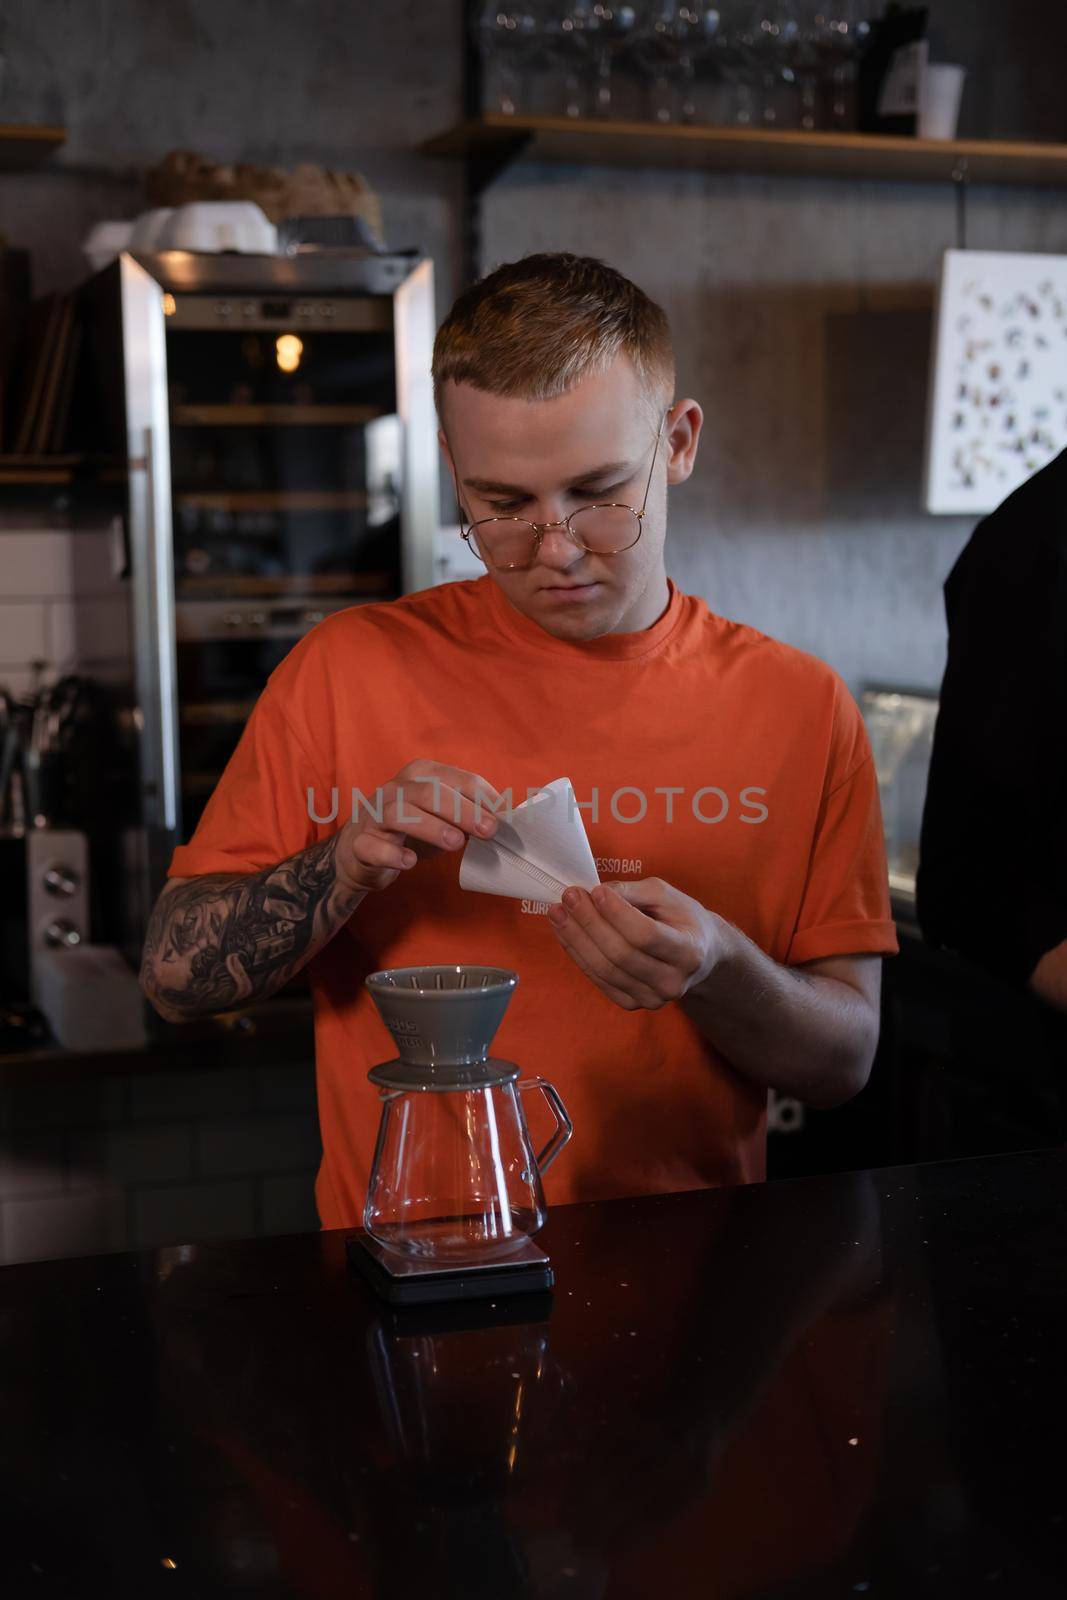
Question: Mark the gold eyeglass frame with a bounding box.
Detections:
[459,405,672,572]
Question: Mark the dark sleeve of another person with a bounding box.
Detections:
[916,448,1067,987]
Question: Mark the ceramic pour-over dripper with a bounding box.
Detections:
[359,963,571,1278]
[365,965,518,1081]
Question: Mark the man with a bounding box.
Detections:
[918,446,1067,1016]
[141,252,898,1226]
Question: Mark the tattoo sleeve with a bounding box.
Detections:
[140,832,363,1021]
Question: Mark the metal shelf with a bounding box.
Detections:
[175,572,390,597]
[174,489,368,512]
[0,454,127,487]
[0,456,78,485]
[179,700,259,725]
[170,404,388,427]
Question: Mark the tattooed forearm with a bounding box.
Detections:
[140,833,364,1021]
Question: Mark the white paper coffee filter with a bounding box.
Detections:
[459,776,600,904]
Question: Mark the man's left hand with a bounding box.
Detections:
[546,878,722,1011]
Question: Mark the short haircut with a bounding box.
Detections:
[432,252,676,433]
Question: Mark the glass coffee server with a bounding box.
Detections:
[77,248,438,1000]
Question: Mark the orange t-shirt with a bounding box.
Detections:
[167,575,898,1226]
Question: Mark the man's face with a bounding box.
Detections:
[438,352,692,641]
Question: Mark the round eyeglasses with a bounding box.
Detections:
[459,408,670,573]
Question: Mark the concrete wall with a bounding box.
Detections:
[481,165,1067,689]
[3,1,1066,694]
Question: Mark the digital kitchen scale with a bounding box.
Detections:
[347,1232,555,1307]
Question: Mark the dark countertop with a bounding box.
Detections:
[0,1148,1064,1598]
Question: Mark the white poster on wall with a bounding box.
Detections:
[923,248,1067,514]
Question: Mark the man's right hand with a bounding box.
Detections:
[140,764,507,1024]
[334,760,504,895]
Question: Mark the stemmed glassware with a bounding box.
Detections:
[534,2,644,120]
[706,7,756,125]
[740,4,802,128]
[790,2,824,131]
[471,0,876,130]
[631,2,724,125]
[536,1,595,118]
[473,3,544,115]
[814,1,874,129]
[585,3,643,118]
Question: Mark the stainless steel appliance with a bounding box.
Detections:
[860,683,940,907]
[76,249,439,991]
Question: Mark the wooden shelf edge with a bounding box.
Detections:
[0,121,67,170]
[419,116,1067,186]
[0,468,74,485]
[0,454,127,487]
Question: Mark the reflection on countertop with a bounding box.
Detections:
[0,1148,1063,1596]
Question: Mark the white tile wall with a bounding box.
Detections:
[0,520,131,695]
[69,525,127,595]
[49,597,131,672]
[45,599,77,668]
[0,1057,320,1266]
[2,1190,128,1263]
[0,666,57,699]
[0,1132,66,1198]
[0,602,49,662]
[132,1180,256,1250]
[0,530,76,597]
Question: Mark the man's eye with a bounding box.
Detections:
[486,484,623,515]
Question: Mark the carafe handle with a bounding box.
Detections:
[518,1077,573,1176]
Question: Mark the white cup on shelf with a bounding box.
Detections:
[919,63,966,140]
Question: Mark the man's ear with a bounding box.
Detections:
[664,398,703,488]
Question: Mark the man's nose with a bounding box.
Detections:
[531,520,587,567]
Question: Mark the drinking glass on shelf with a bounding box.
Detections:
[535,0,595,118]
[473,3,543,116]
[816,0,874,130]
[631,2,724,125]
[790,1,824,130]
[586,2,643,118]
[708,2,758,125]
[740,3,803,128]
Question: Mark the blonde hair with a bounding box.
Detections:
[432,252,675,432]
